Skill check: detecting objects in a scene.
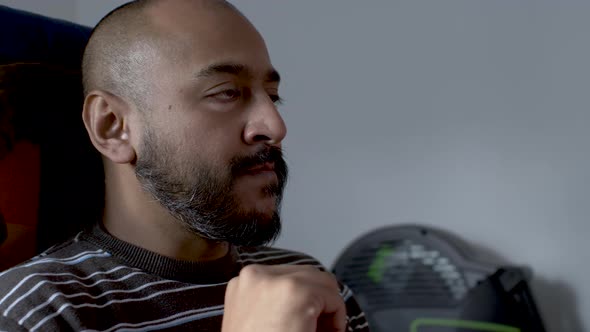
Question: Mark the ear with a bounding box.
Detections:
[82,90,136,164]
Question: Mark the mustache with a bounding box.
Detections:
[230,146,286,175]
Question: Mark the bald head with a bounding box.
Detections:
[82,0,240,108]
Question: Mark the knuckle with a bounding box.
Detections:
[239,264,263,279]
[226,276,238,290]
[320,271,340,288]
[278,276,315,302]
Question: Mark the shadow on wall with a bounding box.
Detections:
[531,278,584,332]
[457,234,583,332]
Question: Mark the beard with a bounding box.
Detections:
[134,129,288,247]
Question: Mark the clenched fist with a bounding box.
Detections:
[222,265,347,332]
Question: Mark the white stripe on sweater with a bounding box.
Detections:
[113,309,224,332]
[0,266,132,307]
[350,321,369,330]
[283,258,323,267]
[29,282,228,332]
[0,251,115,306]
[82,305,225,332]
[18,279,174,325]
[347,312,365,322]
[237,252,305,263]
[240,257,322,269]
[0,250,107,278]
[6,271,146,317]
[237,249,287,258]
[26,250,105,266]
[30,243,61,260]
[341,287,353,301]
[73,232,84,242]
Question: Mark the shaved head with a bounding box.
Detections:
[82,0,239,108]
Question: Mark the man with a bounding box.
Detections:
[0,0,370,331]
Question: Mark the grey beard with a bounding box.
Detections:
[134,132,286,247]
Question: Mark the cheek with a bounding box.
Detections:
[150,104,247,164]
[165,129,227,171]
[185,124,244,159]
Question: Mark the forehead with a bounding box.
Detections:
[147,2,274,79]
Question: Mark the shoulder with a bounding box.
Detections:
[0,233,107,286]
[0,234,120,329]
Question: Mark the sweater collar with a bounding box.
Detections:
[82,223,242,284]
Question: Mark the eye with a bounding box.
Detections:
[211,88,242,102]
[269,94,284,105]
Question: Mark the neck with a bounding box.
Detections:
[102,163,229,262]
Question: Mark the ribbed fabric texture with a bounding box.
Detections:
[0,224,370,331]
[82,225,241,284]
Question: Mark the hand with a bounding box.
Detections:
[222,264,347,332]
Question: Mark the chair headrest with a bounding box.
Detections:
[0,5,92,67]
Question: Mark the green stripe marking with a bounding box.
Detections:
[367,245,394,283]
[410,318,521,332]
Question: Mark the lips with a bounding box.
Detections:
[246,162,275,174]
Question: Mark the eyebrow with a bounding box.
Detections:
[195,62,281,83]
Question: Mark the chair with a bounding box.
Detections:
[0,5,102,270]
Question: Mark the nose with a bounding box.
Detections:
[243,93,287,146]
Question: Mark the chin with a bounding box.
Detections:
[241,195,277,215]
[246,207,277,224]
[225,209,282,247]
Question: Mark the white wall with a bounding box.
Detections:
[1,1,587,331]
[235,2,589,331]
[75,0,128,27]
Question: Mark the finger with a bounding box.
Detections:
[292,269,341,294]
[308,284,347,332]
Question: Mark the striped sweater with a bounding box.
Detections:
[0,225,370,331]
